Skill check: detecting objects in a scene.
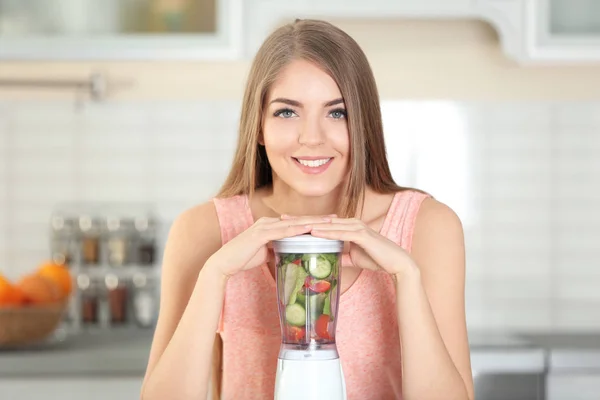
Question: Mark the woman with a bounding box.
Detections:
[141,19,474,400]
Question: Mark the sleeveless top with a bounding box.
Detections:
[212,190,429,400]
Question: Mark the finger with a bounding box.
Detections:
[267,216,332,229]
[310,223,362,231]
[281,214,337,220]
[263,223,314,241]
[310,229,364,242]
[255,216,284,225]
[329,217,361,224]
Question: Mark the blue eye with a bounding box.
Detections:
[274,108,297,118]
[329,108,347,119]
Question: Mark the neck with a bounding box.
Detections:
[263,178,343,216]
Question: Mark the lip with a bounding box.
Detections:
[293,156,333,160]
[292,157,333,175]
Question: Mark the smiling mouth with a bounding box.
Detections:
[293,158,332,167]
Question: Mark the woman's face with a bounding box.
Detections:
[262,59,350,198]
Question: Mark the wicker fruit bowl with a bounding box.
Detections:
[0,302,67,348]
[0,261,73,349]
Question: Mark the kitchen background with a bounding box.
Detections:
[1,1,600,399]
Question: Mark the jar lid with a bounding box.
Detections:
[272,234,343,253]
[105,274,120,289]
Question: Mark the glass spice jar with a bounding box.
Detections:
[78,274,99,325]
[134,216,156,266]
[105,274,128,324]
[50,215,76,265]
[79,215,101,265]
[132,273,157,328]
[106,217,133,267]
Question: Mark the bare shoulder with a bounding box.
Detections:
[163,200,223,274]
[411,197,465,268]
[413,197,464,243]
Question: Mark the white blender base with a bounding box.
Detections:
[274,357,347,400]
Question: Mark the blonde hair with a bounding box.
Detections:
[217,19,405,217]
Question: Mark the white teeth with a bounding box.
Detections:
[297,158,331,167]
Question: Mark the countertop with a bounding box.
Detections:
[1,329,599,378]
[0,329,154,378]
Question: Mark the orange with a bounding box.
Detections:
[10,286,26,306]
[0,274,26,307]
[37,262,73,299]
[16,274,62,305]
[0,274,16,306]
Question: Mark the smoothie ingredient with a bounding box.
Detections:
[285,303,306,326]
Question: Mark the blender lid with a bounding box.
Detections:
[272,234,343,253]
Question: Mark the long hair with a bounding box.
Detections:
[212,19,411,399]
[216,19,406,217]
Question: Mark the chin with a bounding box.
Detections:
[290,181,341,198]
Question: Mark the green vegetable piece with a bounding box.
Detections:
[323,294,331,316]
[285,303,306,326]
[309,256,333,279]
[323,280,337,319]
[309,292,327,321]
[296,291,306,305]
[283,263,299,305]
[288,267,308,305]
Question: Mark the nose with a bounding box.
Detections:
[298,116,325,146]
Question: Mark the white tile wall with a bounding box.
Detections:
[0,99,599,332]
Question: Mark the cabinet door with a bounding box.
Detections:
[547,0,600,36]
[0,378,143,400]
[0,0,243,60]
[475,0,600,64]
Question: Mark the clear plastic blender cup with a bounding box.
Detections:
[273,234,346,400]
[273,234,343,348]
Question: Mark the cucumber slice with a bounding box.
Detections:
[321,253,339,267]
[308,256,332,279]
[301,253,313,272]
[285,303,306,327]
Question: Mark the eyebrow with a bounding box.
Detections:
[269,97,344,107]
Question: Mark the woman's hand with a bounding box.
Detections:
[205,215,333,277]
[294,217,418,277]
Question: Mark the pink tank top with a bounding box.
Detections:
[212,190,429,400]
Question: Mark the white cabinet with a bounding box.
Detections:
[242,0,476,58]
[0,0,243,60]
[3,0,598,64]
[475,0,600,64]
[0,377,143,400]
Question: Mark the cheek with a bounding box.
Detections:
[263,119,297,157]
[328,124,350,156]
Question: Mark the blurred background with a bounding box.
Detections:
[1,1,600,400]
